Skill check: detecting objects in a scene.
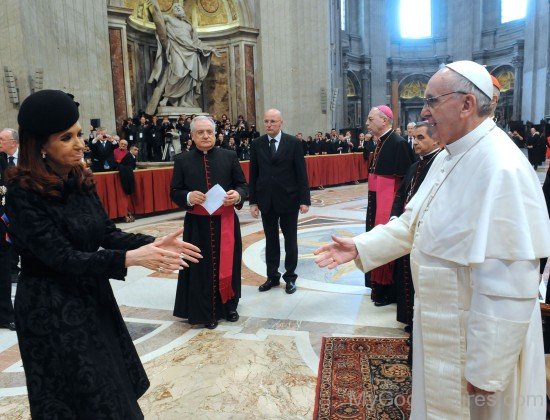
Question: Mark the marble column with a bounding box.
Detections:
[361,68,371,126]
[511,54,524,121]
[342,57,349,127]
[391,76,399,128]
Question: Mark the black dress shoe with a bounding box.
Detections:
[285,281,296,294]
[258,279,280,292]
[0,322,16,331]
[204,321,218,330]
[226,311,239,322]
[373,297,394,307]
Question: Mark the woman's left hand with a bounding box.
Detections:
[154,228,202,265]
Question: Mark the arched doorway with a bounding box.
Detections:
[346,71,362,128]
[492,65,515,129]
[398,75,429,129]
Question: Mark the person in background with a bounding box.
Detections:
[0,129,15,330]
[118,144,139,223]
[90,128,118,172]
[405,122,419,162]
[6,89,202,418]
[123,118,136,146]
[113,139,129,166]
[527,126,543,170]
[0,129,21,281]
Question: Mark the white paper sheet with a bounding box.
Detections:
[202,184,226,214]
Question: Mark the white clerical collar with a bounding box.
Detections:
[444,118,494,157]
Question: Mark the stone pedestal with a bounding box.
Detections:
[156,106,208,119]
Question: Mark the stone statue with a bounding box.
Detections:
[145,0,220,114]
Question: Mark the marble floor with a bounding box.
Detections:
[0,161,547,419]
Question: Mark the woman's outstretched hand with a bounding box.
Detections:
[154,228,202,267]
[313,235,358,269]
[126,228,202,271]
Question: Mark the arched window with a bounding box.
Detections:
[400,0,432,39]
[501,0,527,23]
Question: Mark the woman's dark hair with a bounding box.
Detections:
[6,127,95,199]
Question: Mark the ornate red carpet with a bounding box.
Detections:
[314,337,411,419]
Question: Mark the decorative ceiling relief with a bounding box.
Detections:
[127,0,238,31]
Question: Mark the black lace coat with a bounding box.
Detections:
[5,181,154,419]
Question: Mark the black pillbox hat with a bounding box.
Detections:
[17,90,80,136]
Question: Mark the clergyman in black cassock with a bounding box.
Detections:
[171,116,248,329]
[365,106,414,306]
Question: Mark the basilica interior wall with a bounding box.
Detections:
[341,0,548,131]
[2,1,548,136]
[0,0,116,134]
[254,0,332,136]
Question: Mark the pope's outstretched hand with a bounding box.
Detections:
[314,235,359,269]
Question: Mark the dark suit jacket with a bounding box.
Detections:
[249,133,311,214]
[90,140,118,172]
[118,153,137,195]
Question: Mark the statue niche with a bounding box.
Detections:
[144,0,220,115]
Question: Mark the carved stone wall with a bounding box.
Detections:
[0,0,116,133]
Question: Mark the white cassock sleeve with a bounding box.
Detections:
[465,259,539,392]
[352,210,413,272]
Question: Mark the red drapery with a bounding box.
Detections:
[94,153,369,219]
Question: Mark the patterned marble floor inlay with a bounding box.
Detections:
[309,184,368,206]
[0,184,409,419]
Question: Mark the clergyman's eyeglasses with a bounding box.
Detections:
[423,91,468,108]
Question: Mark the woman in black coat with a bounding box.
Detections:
[5,90,202,419]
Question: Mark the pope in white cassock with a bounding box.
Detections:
[315,60,550,419]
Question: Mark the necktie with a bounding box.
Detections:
[269,138,276,156]
[7,156,15,167]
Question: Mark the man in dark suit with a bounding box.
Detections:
[405,122,420,161]
[0,128,15,330]
[249,109,311,294]
[118,145,139,222]
[90,129,118,172]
